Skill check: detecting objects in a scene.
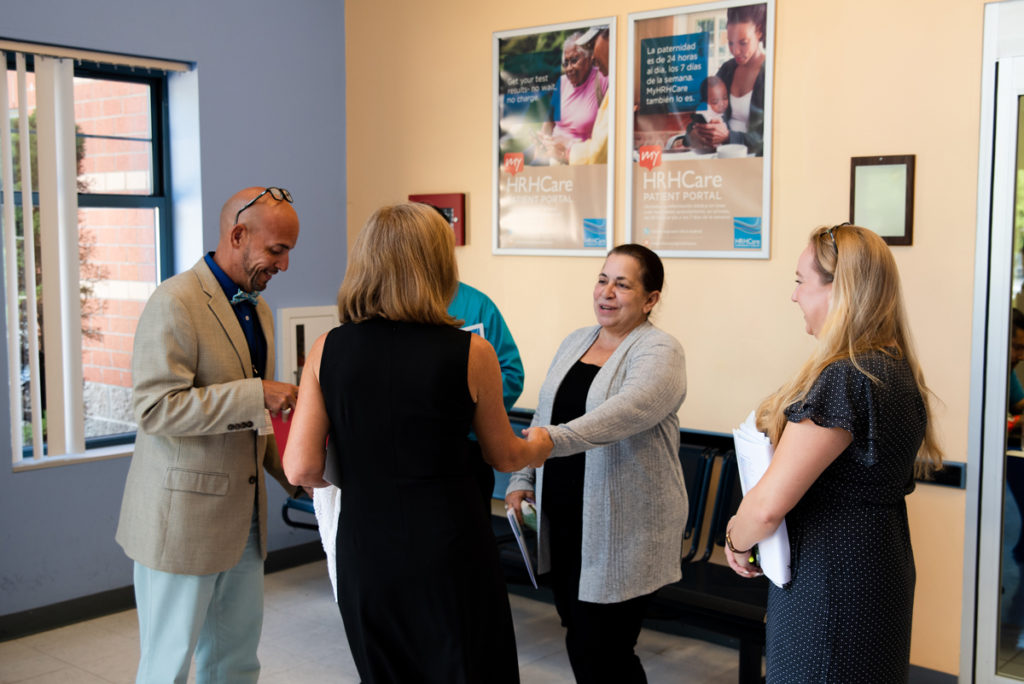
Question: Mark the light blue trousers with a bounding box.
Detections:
[133,513,263,684]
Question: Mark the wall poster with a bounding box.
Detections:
[627,0,774,258]
[493,18,616,255]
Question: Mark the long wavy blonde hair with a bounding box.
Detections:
[337,203,460,326]
[755,225,943,476]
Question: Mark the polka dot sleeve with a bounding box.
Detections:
[784,359,879,467]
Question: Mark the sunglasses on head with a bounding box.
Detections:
[826,222,851,254]
[235,187,293,225]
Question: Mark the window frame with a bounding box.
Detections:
[3,55,173,458]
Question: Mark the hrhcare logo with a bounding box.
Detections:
[503,153,525,176]
[638,146,662,171]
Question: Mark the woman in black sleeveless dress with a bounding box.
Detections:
[724,224,943,683]
[283,203,550,683]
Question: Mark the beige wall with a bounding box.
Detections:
[347,0,987,674]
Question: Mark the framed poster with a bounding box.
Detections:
[849,155,915,246]
[627,0,774,258]
[493,18,616,255]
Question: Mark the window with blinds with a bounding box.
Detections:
[0,43,187,463]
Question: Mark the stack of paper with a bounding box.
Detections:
[731,411,791,588]
[317,441,342,601]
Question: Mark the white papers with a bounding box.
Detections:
[316,441,342,601]
[313,485,342,601]
[506,509,538,589]
[731,411,791,588]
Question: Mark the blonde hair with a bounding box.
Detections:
[337,203,460,326]
[755,225,943,476]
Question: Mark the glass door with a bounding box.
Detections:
[972,14,1024,678]
[996,87,1024,681]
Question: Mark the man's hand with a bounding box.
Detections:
[262,379,299,417]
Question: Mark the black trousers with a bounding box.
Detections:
[547,513,653,683]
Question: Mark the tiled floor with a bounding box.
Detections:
[0,560,740,683]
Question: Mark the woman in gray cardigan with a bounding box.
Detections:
[506,244,687,683]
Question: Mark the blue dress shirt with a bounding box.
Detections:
[204,253,267,378]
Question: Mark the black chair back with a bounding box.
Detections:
[679,445,715,563]
[700,450,744,561]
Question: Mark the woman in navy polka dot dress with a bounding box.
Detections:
[723,225,943,683]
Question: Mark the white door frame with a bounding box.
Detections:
[965,2,1024,681]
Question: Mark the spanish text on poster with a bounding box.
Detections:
[627,1,774,258]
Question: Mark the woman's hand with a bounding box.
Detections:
[505,489,534,525]
[523,426,553,468]
[693,119,730,147]
[724,544,762,578]
[724,516,762,579]
[538,134,570,163]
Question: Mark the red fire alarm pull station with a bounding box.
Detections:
[408,193,466,245]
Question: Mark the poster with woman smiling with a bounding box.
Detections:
[493,18,616,255]
[627,1,774,258]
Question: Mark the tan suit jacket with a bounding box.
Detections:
[116,258,293,575]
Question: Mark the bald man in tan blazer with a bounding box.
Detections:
[116,187,301,683]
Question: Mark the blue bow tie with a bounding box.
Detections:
[230,289,259,305]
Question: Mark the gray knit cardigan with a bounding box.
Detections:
[508,321,688,603]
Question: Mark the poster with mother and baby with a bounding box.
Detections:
[628,0,774,258]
